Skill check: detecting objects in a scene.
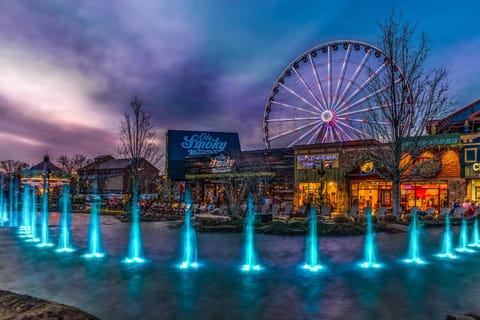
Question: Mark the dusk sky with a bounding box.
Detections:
[1,0,479,168]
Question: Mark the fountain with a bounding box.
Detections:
[178,189,199,269]
[56,184,74,253]
[435,213,456,259]
[456,218,475,253]
[19,184,31,237]
[8,176,14,227]
[27,185,40,242]
[404,208,426,264]
[303,206,323,272]
[469,217,480,248]
[360,207,381,268]
[13,176,19,227]
[241,194,261,272]
[84,179,104,259]
[0,174,7,226]
[124,180,145,264]
[37,175,53,247]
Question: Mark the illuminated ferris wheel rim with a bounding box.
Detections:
[263,39,411,149]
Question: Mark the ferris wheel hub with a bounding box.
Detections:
[321,110,335,123]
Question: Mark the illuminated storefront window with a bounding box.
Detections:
[350,181,392,211]
[298,181,338,207]
[401,181,448,211]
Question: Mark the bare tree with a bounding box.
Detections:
[116,96,163,168]
[0,160,29,175]
[362,11,451,215]
[220,151,274,218]
[56,154,92,172]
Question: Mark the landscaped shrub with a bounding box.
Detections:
[333,214,351,223]
[356,215,366,224]
[421,215,434,221]
[403,214,413,223]
[437,214,447,221]
[383,214,398,223]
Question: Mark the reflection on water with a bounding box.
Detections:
[1,215,480,319]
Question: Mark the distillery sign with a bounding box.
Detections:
[209,154,235,173]
[181,133,227,156]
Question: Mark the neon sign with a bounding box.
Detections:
[181,133,227,156]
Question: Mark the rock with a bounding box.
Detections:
[0,290,99,320]
[383,223,407,233]
[195,214,231,226]
[464,313,480,320]
[445,315,477,320]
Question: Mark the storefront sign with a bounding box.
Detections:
[182,133,228,156]
[410,157,441,178]
[296,154,338,169]
[360,161,375,175]
[473,162,480,171]
[209,154,235,173]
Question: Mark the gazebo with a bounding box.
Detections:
[21,155,70,194]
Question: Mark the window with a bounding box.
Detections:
[465,148,477,163]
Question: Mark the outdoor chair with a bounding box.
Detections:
[297,205,307,216]
[376,207,387,218]
[282,203,293,217]
[271,204,280,217]
[425,207,435,216]
[348,206,358,218]
[453,207,466,218]
[439,207,451,216]
[320,205,332,218]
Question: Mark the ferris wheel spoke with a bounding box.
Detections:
[269,120,321,141]
[292,67,325,111]
[333,123,356,141]
[337,117,391,125]
[336,62,387,112]
[287,122,323,148]
[279,83,320,112]
[309,54,328,107]
[336,83,393,114]
[338,104,390,117]
[332,44,352,106]
[267,116,321,123]
[337,121,373,138]
[328,46,333,107]
[307,125,324,144]
[333,49,372,111]
[270,101,321,116]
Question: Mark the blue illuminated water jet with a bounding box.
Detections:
[303,206,323,272]
[360,207,381,268]
[19,184,31,237]
[456,219,475,253]
[26,185,40,242]
[469,217,480,248]
[13,176,19,227]
[178,189,199,269]
[56,184,75,253]
[404,208,426,264]
[124,180,145,264]
[241,194,261,272]
[84,179,104,259]
[37,175,53,247]
[0,174,7,226]
[435,213,456,259]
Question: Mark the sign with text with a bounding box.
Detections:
[167,130,241,180]
[209,154,235,173]
[296,153,339,169]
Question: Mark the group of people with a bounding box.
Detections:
[452,199,478,216]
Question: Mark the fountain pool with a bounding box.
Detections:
[0,215,479,320]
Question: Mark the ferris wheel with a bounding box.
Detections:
[263,40,412,149]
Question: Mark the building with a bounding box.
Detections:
[21,154,69,194]
[78,155,159,194]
